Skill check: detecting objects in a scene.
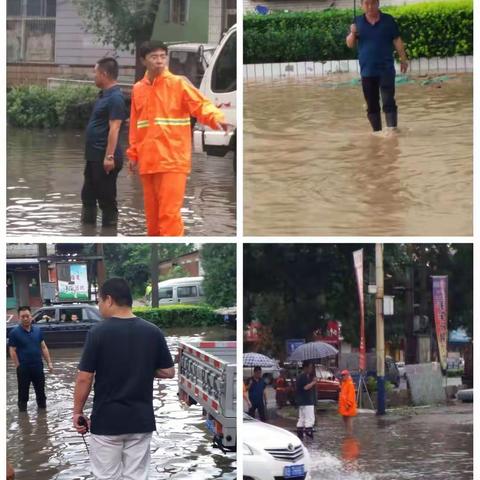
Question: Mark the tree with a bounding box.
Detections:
[73,0,161,80]
[201,244,236,308]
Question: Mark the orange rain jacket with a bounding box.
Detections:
[127,69,225,175]
[338,376,357,417]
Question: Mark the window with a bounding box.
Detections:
[34,308,55,323]
[166,0,189,24]
[59,309,83,323]
[7,0,56,63]
[177,286,197,297]
[159,287,173,300]
[223,0,236,31]
[211,31,236,93]
[7,274,15,298]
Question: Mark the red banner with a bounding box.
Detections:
[353,249,366,370]
[432,276,448,370]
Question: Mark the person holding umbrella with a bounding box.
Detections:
[346,0,408,132]
[295,361,318,439]
[247,366,268,422]
[338,370,357,435]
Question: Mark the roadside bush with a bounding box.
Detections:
[366,377,394,393]
[244,0,472,63]
[7,85,98,128]
[132,304,222,328]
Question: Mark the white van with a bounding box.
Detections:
[156,276,205,305]
[193,24,236,169]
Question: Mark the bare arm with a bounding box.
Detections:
[104,119,122,173]
[155,366,175,379]
[393,37,408,72]
[73,370,94,433]
[9,346,19,368]
[41,341,53,371]
[346,23,358,49]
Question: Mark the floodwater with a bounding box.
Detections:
[6,326,236,480]
[244,74,472,236]
[7,128,236,236]
[271,404,473,479]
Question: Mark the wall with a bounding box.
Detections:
[153,0,210,43]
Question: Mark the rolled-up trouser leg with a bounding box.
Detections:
[361,76,382,131]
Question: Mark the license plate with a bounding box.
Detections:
[284,464,304,478]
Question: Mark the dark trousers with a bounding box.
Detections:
[361,75,397,115]
[81,160,122,215]
[248,402,266,422]
[17,364,46,410]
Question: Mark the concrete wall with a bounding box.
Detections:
[405,363,446,406]
[55,0,135,66]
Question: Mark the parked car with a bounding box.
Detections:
[243,414,311,480]
[156,276,205,305]
[6,304,102,348]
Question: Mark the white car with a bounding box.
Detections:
[243,414,311,480]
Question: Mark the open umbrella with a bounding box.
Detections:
[243,352,276,367]
[288,341,338,362]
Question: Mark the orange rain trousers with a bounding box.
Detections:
[140,172,187,236]
[338,377,357,417]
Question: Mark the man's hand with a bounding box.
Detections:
[217,122,234,134]
[400,59,409,74]
[350,23,357,35]
[128,160,138,175]
[103,156,115,174]
[73,413,90,434]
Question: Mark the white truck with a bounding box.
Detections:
[193,24,237,170]
[178,340,237,451]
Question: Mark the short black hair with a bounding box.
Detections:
[253,366,262,373]
[18,306,31,314]
[139,41,168,59]
[99,278,133,307]
[96,57,119,80]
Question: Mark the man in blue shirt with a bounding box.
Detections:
[81,57,126,228]
[346,0,408,131]
[247,366,268,422]
[8,306,53,412]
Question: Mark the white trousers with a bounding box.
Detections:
[297,405,315,428]
[90,432,152,480]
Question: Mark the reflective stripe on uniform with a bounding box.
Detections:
[153,117,191,126]
[137,120,149,128]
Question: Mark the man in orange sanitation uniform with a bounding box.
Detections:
[338,369,357,435]
[127,41,231,236]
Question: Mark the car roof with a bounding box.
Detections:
[34,304,97,311]
[168,43,217,52]
[158,276,203,287]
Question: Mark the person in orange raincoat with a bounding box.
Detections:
[338,369,357,435]
[274,371,288,408]
[127,41,231,236]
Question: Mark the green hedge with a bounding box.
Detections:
[132,304,222,328]
[244,0,473,64]
[7,85,98,128]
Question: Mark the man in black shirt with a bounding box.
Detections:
[295,361,317,439]
[81,57,126,228]
[73,278,174,479]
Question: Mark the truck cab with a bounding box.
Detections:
[193,25,236,170]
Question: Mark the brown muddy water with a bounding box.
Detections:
[244,74,472,236]
[7,128,236,236]
[269,403,473,479]
[6,326,236,479]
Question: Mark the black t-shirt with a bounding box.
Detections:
[78,316,174,435]
[296,373,316,406]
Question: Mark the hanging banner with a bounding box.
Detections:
[57,263,89,301]
[432,275,448,371]
[353,249,366,370]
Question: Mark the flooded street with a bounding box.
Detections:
[244,74,472,236]
[7,128,236,236]
[270,403,473,479]
[7,326,236,479]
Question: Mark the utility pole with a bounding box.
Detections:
[376,243,386,415]
[151,244,159,308]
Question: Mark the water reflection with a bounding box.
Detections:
[244,74,472,235]
[7,128,236,236]
[7,327,236,479]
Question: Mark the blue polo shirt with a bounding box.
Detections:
[85,85,126,161]
[356,12,400,77]
[248,377,266,406]
[8,325,44,367]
